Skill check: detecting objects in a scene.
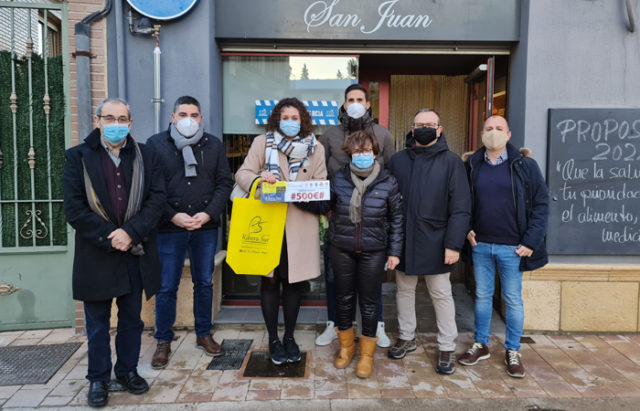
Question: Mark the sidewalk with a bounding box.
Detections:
[1,325,640,410]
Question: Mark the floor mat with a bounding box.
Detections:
[207,339,253,371]
[0,342,82,386]
[243,351,307,378]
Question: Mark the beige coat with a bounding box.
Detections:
[235,135,327,283]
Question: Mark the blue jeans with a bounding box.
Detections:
[84,255,143,382]
[154,229,217,342]
[472,242,523,351]
[324,238,384,323]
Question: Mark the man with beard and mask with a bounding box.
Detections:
[387,108,470,376]
[458,115,548,379]
[63,98,165,407]
[316,84,395,348]
[146,96,233,369]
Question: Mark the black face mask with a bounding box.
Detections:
[413,127,438,145]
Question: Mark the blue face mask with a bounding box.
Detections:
[352,153,375,169]
[279,120,301,137]
[103,124,129,144]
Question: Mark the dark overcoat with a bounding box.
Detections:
[388,133,471,276]
[63,128,165,302]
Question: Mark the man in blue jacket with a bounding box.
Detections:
[146,96,233,369]
[458,115,549,378]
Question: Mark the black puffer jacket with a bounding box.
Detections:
[328,164,404,256]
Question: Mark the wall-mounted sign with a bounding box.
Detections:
[255,100,339,126]
[126,0,199,21]
[216,0,519,42]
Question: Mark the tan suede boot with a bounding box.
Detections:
[334,327,356,369]
[356,335,378,378]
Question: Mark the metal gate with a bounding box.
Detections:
[0,0,72,330]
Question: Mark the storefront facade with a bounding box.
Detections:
[104,0,640,333]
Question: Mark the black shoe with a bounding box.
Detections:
[269,339,288,365]
[115,370,149,395]
[87,381,109,407]
[283,337,301,363]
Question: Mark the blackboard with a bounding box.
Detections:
[547,108,640,254]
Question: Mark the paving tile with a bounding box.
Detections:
[48,379,85,397]
[211,381,249,401]
[218,369,244,384]
[105,390,148,406]
[249,378,283,390]
[281,380,314,399]
[20,329,52,340]
[9,338,44,346]
[473,380,516,398]
[315,389,348,399]
[156,369,192,385]
[375,359,411,388]
[67,384,90,406]
[246,389,281,400]
[411,380,448,398]
[3,388,50,407]
[440,370,480,398]
[0,331,23,347]
[600,335,640,366]
[40,328,75,344]
[0,386,21,400]
[380,388,415,398]
[314,377,346,391]
[176,391,213,403]
[313,361,345,380]
[141,382,183,403]
[40,395,74,406]
[182,375,220,392]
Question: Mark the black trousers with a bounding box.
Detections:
[83,255,144,382]
[331,246,385,338]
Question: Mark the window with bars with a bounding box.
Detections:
[0,5,67,251]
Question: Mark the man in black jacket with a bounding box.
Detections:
[458,115,549,379]
[63,98,165,407]
[387,108,471,375]
[146,96,233,369]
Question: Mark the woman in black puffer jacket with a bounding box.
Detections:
[328,130,403,379]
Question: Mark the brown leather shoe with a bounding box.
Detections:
[151,342,171,369]
[196,334,223,357]
[505,349,525,378]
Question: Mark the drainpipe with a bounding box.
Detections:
[151,25,163,134]
[74,0,112,139]
[114,0,127,98]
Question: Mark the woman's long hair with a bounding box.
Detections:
[266,97,314,137]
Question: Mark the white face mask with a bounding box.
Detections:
[346,102,366,119]
[176,117,200,137]
[481,129,509,150]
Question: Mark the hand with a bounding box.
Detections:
[515,244,533,257]
[190,212,211,229]
[444,248,459,265]
[108,228,132,251]
[260,171,277,184]
[387,256,400,271]
[171,212,198,230]
[467,230,477,246]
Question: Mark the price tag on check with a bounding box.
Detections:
[261,180,330,203]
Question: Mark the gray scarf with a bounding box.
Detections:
[170,123,204,177]
[349,161,380,224]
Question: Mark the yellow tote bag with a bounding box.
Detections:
[227,180,288,275]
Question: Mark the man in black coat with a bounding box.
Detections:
[63,98,165,407]
[458,115,549,379]
[146,96,233,369]
[387,108,471,375]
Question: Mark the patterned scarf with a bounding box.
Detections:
[265,131,317,181]
[82,136,146,255]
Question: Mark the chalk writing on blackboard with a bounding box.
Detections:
[547,109,640,254]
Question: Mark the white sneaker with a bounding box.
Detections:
[315,321,338,346]
[376,321,391,348]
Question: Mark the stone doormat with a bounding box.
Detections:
[207,339,253,370]
[243,351,307,378]
[0,342,82,386]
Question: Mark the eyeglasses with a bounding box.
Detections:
[98,115,130,124]
[413,122,439,129]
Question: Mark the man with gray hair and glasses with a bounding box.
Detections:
[63,98,165,407]
[387,108,471,375]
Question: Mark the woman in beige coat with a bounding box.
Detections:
[235,97,327,365]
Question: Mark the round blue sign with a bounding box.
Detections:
[126,0,199,21]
